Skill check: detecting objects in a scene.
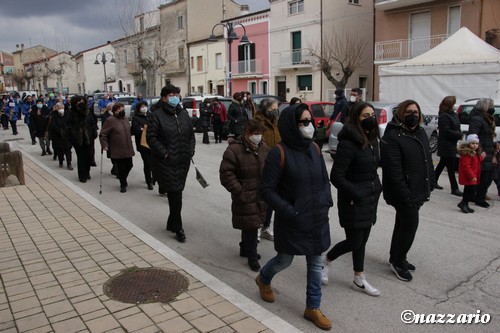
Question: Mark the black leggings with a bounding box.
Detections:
[326,227,372,272]
[475,170,492,202]
[435,157,459,190]
[241,229,259,260]
[111,157,133,188]
[462,185,476,203]
[389,204,420,266]
[166,191,183,232]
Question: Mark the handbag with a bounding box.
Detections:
[191,158,209,188]
[140,125,149,148]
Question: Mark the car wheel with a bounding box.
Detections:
[429,131,438,153]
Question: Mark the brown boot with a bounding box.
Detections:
[304,308,332,330]
[255,275,275,302]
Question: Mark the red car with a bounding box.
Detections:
[302,101,335,127]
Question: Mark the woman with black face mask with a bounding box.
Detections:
[321,102,382,297]
[380,99,435,282]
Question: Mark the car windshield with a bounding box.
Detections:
[310,104,334,118]
[459,105,500,125]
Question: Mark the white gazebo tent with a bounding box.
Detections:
[379,27,500,115]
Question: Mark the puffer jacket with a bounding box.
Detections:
[227,100,247,137]
[254,111,280,148]
[437,110,462,158]
[381,117,435,206]
[458,143,484,185]
[220,137,269,230]
[99,115,135,159]
[199,102,212,127]
[49,111,71,150]
[146,99,195,192]
[331,123,381,229]
[261,103,332,255]
[468,108,495,171]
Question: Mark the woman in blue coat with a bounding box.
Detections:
[255,103,333,331]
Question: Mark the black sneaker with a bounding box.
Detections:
[390,263,412,282]
[434,183,443,190]
[389,259,415,272]
[248,259,261,272]
[175,230,186,243]
[475,201,490,208]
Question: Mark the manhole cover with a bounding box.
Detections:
[103,267,189,304]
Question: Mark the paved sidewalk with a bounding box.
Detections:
[0,147,299,333]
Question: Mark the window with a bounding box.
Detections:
[288,0,304,15]
[197,56,203,72]
[297,74,312,91]
[76,62,80,73]
[190,57,194,69]
[178,46,184,65]
[139,16,144,32]
[291,31,302,64]
[124,50,128,64]
[177,16,184,30]
[215,53,222,69]
[248,81,257,94]
[126,84,131,93]
[197,85,204,93]
[260,80,268,94]
[348,0,359,4]
[359,76,367,89]
[238,42,255,73]
[448,5,461,35]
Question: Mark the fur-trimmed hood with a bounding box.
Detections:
[457,141,479,156]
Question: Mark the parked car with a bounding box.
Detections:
[250,94,287,110]
[116,95,137,119]
[92,91,122,118]
[456,98,500,137]
[328,102,439,159]
[302,101,335,127]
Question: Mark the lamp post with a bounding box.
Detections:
[94,52,115,92]
[208,22,249,97]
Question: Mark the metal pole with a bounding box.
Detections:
[228,38,232,97]
[102,57,107,92]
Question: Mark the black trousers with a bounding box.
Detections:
[1,114,8,129]
[241,229,259,261]
[326,227,372,272]
[389,204,420,266]
[435,157,459,190]
[57,146,72,165]
[202,126,210,143]
[9,120,17,134]
[111,157,133,188]
[139,150,153,184]
[166,191,183,232]
[263,206,273,229]
[462,185,476,203]
[213,119,223,142]
[73,144,92,182]
[475,170,492,202]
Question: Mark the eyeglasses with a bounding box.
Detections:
[297,119,312,126]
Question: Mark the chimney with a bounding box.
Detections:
[16,44,19,50]
[240,4,249,15]
[21,43,24,49]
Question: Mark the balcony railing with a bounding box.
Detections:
[231,58,262,76]
[375,34,448,62]
[375,0,435,11]
[272,49,316,69]
[163,59,186,74]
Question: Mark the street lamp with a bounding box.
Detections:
[208,22,249,96]
[94,52,115,92]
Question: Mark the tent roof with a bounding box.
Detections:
[384,27,500,68]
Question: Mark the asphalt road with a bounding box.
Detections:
[5,122,499,333]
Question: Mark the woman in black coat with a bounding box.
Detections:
[256,103,333,331]
[146,85,195,242]
[322,102,381,297]
[131,101,154,190]
[49,102,73,170]
[227,92,247,137]
[381,100,435,282]
[468,98,496,207]
[434,96,463,196]
[31,99,52,156]
[199,98,212,144]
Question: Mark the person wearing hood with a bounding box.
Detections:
[131,101,154,190]
[380,99,435,282]
[457,134,486,213]
[331,88,360,124]
[468,98,496,207]
[255,103,333,331]
[49,102,73,170]
[227,92,247,138]
[219,119,269,272]
[330,88,347,123]
[146,85,195,243]
[321,102,382,297]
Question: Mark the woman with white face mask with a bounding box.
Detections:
[131,101,154,190]
[220,119,270,272]
[49,102,73,170]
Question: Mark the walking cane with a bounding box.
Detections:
[99,148,104,194]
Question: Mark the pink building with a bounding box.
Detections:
[224,9,270,97]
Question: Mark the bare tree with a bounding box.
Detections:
[309,29,366,89]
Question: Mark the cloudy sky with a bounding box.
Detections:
[0,0,269,55]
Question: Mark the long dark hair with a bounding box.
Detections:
[395,99,423,125]
[348,101,379,149]
[439,96,456,114]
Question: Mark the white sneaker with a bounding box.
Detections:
[261,227,274,241]
[321,256,330,285]
[352,274,380,297]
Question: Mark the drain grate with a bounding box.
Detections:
[103,267,189,304]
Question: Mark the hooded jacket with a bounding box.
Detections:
[331,123,381,229]
[380,117,435,206]
[220,136,269,230]
[468,108,495,171]
[458,143,484,185]
[146,99,195,192]
[261,103,332,255]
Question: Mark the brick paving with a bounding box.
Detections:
[0,151,298,333]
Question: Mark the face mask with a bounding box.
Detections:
[140,107,148,114]
[404,114,419,128]
[248,134,262,145]
[77,103,86,111]
[37,103,43,109]
[488,107,495,115]
[206,103,211,107]
[58,109,64,116]
[168,96,180,106]
[361,117,377,131]
[299,123,315,139]
[269,109,279,120]
[350,95,358,103]
[118,110,126,118]
[243,97,248,102]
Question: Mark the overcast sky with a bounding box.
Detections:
[0,0,269,55]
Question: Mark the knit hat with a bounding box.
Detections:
[466,134,479,144]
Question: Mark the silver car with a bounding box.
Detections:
[328,102,439,159]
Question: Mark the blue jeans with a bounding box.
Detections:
[259,253,323,309]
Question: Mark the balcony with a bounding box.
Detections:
[375,0,435,11]
[163,59,186,74]
[375,34,448,63]
[231,59,263,79]
[272,49,316,70]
